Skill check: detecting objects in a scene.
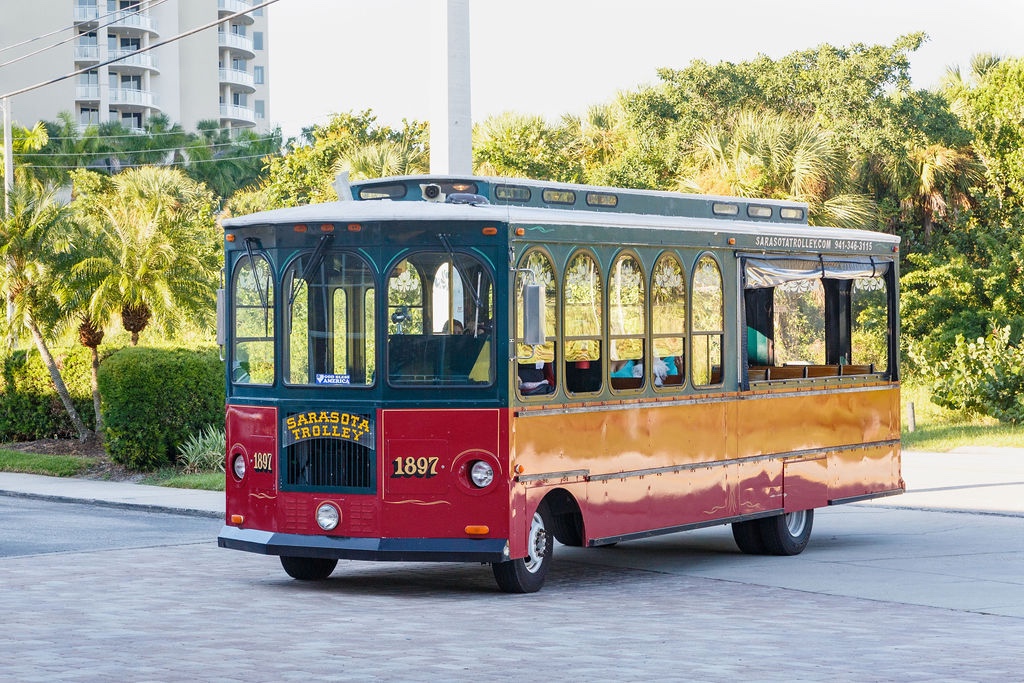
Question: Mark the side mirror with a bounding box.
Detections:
[216,288,226,347]
[522,284,546,346]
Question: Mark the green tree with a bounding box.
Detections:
[678,110,876,228]
[0,180,91,440]
[228,111,426,212]
[184,119,281,199]
[70,166,221,346]
[473,112,581,182]
[957,57,1024,206]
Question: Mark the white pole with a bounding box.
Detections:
[3,97,12,217]
[430,0,472,175]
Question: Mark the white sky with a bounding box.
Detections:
[266,0,1024,139]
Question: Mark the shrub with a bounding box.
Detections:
[930,326,1024,424]
[0,347,96,440]
[99,346,224,469]
[177,424,226,474]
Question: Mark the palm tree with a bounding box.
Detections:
[72,166,220,346]
[679,110,877,228]
[561,100,631,179]
[472,112,580,182]
[185,120,281,198]
[887,143,985,243]
[0,180,91,440]
[333,137,428,181]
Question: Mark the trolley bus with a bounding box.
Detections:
[217,175,902,593]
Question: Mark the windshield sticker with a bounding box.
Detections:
[283,411,375,449]
[316,373,350,385]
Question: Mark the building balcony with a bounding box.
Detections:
[74,4,100,24]
[220,104,256,125]
[219,0,254,24]
[74,45,100,63]
[219,68,255,91]
[75,85,100,101]
[108,9,158,36]
[108,49,159,73]
[218,32,255,57]
[110,88,159,109]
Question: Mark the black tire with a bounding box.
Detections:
[758,509,814,556]
[280,555,338,581]
[492,505,553,593]
[731,518,768,554]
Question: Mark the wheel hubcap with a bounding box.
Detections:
[523,511,548,573]
[785,510,808,537]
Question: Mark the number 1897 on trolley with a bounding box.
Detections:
[217,174,902,593]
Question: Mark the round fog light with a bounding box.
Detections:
[470,460,495,488]
[316,503,340,531]
[232,454,246,480]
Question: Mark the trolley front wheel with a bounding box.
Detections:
[492,505,553,593]
[280,555,338,581]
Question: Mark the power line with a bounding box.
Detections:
[41,125,281,141]
[19,151,276,170]
[1,0,282,101]
[0,0,174,70]
[15,136,281,158]
[0,0,166,55]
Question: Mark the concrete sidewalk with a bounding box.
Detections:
[0,471,223,518]
[0,447,1021,518]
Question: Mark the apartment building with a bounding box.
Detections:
[0,0,270,132]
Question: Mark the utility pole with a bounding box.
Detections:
[2,97,12,217]
[430,0,472,175]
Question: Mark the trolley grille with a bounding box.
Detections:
[283,437,375,492]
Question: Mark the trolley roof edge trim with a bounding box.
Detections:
[221,199,899,246]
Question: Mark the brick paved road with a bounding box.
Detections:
[2,502,1021,682]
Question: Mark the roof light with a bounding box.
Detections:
[712,202,739,216]
[780,207,804,220]
[294,224,308,233]
[225,233,236,242]
[482,226,498,236]
[747,205,772,218]
[320,223,335,233]
[348,223,362,232]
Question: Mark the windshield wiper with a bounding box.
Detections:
[244,238,270,336]
[289,234,334,306]
[438,233,484,310]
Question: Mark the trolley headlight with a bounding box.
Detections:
[316,503,340,531]
[469,460,495,488]
[232,454,246,480]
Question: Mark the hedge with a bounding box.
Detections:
[0,346,96,441]
[98,346,225,470]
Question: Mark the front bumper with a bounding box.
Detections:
[218,526,509,563]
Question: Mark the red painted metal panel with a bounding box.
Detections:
[225,404,279,529]
[783,457,829,512]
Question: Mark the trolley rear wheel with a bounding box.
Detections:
[731,519,767,554]
[732,510,814,555]
[492,505,553,593]
[759,510,814,555]
[280,556,338,581]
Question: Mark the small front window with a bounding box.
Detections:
[232,250,275,385]
[386,251,494,386]
[285,246,375,387]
